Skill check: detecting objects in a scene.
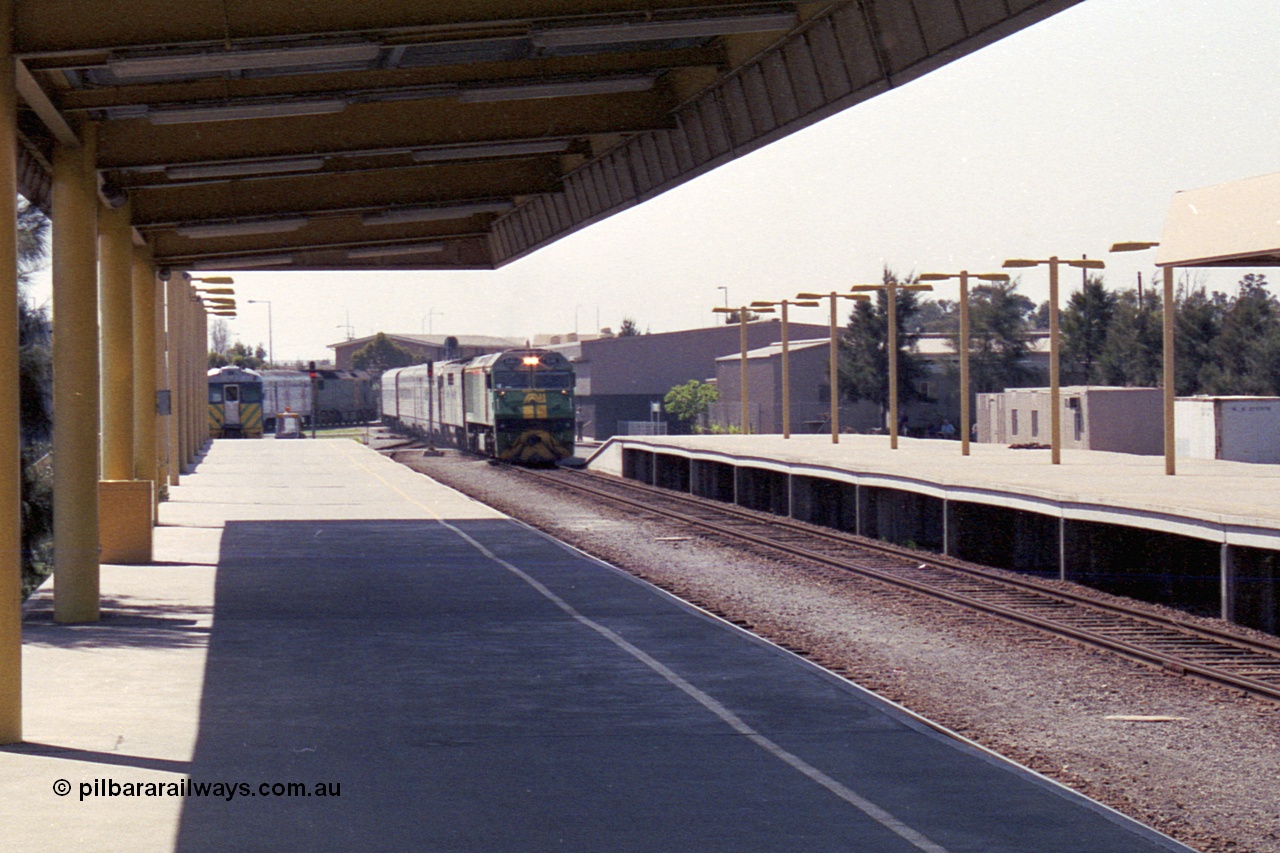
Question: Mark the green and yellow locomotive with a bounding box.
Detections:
[381,349,574,464]
[207,365,264,438]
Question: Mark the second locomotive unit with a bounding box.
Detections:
[381,349,574,464]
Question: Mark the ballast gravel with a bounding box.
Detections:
[389,444,1280,853]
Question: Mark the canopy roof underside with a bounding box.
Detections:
[15,0,1080,272]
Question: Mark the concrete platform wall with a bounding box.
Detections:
[596,440,1280,635]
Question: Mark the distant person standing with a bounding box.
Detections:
[939,420,956,440]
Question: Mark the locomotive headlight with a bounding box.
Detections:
[521,356,539,366]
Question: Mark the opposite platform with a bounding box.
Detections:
[589,433,1280,548]
[3,440,1193,851]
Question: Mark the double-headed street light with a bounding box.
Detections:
[1111,241,1175,476]
[796,291,870,443]
[712,304,775,434]
[750,298,819,438]
[1001,255,1105,465]
[917,271,1011,456]
[848,281,934,450]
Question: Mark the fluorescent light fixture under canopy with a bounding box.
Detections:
[191,254,295,270]
[361,201,513,226]
[457,76,653,103]
[165,158,327,181]
[176,218,308,239]
[412,139,570,163]
[347,243,446,259]
[109,43,381,80]
[148,99,348,125]
[531,11,797,48]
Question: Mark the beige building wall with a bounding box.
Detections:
[979,387,1162,455]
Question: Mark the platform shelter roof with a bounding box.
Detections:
[15,0,1082,273]
[1156,172,1280,268]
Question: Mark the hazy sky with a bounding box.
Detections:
[31,0,1280,363]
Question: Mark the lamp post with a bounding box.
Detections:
[713,304,775,433]
[918,271,1010,456]
[750,298,820,438]
[796,291,870,443]
[1001,255,1105,465]
[848,281,934,449]
[247,299,273,366]
[1111,241,1175,475]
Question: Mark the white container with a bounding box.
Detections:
[1175,397,1280,463]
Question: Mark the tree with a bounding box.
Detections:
[209,318,232,355]
[966,279,1037,393]
[1060,275,1116,383]
[838,268,929,419]
[911,298,958,334]
[664,379,718,426]
[1096,288,1163,387]
[618,317,641,337]
[352,332,417,372]
[1201,273,1280,395]
[16,197,53,596]
[1174,281,1225,395]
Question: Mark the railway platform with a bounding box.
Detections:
[590,434,1280,634]
[3,439,1193,852]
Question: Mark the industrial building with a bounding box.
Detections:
[710,338,880,434]
[554,320,829,440]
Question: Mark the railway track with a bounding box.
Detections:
[520,466,1280,704]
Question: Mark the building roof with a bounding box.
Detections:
[719,332,1053,362]
[329,333,523,351]
[716,338,829,361]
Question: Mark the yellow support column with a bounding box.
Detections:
[99,203,152,563]
[200,307,210,446]
[165,276,182,483]
[153,263,170,494]
[181,286,195,470]
[99,202,133,480]
[187,291,199,463]
[0,0,25,744]
[52,126,101,623]
[133,247,158,488]
[132,249,162,521]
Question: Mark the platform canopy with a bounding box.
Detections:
[1156,172,1280,268]
[15,0,1081,272]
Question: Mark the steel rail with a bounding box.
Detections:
[584,471,1280,659]
[521,467,1280,704]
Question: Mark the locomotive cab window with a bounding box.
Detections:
[224,385,239,402]
[209,386,224,403]
[241,384,262,403]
